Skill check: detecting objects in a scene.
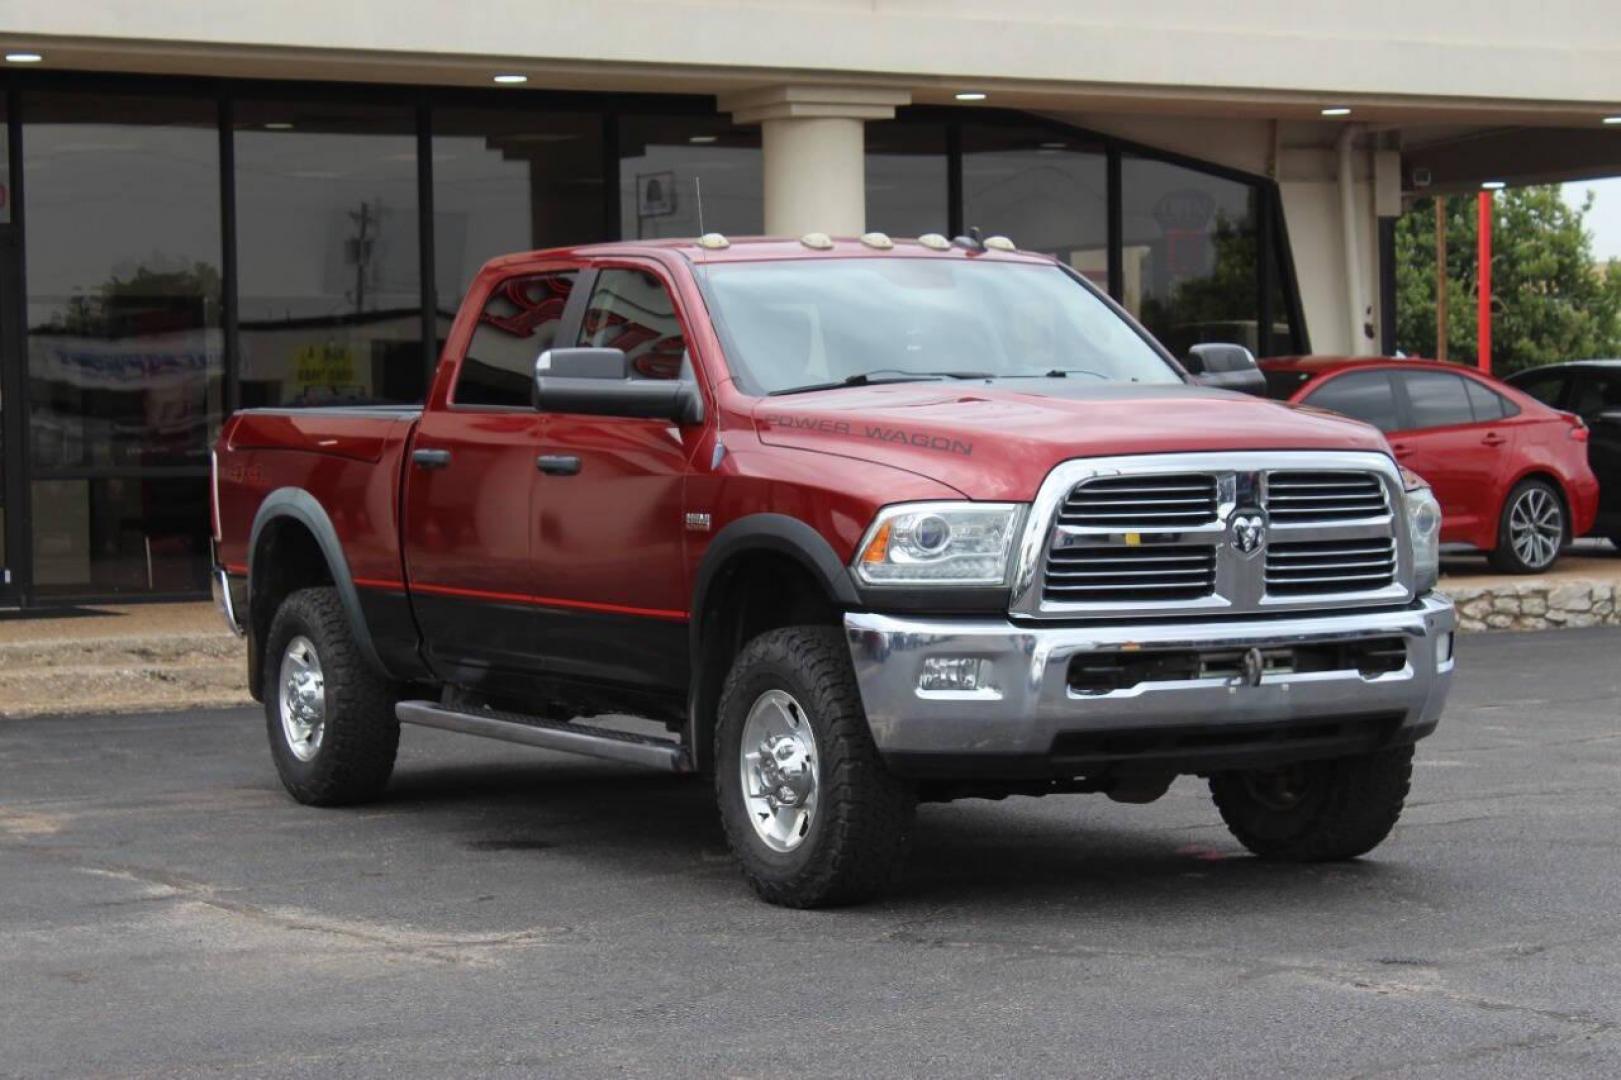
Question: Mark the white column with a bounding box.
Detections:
[721,86,910,238]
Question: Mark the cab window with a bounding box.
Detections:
[1302,370,1401,433]
[581,268,688,381]
[454,271,579,407]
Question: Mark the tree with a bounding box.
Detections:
[1395,187,1621,374]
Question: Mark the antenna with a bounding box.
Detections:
[694,176,706,237]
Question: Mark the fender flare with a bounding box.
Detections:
[248,488,386,676]
[684,513,860,772]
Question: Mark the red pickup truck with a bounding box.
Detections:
[212,233,1455,907]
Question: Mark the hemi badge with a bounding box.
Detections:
[685,512,712,533]
[1124,531,1141,546]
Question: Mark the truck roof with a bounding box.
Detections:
[479,235,1061,269]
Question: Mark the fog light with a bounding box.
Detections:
[919,657,990,693]
[1435,631,1454,667]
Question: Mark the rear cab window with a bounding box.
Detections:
[453,271,579,407]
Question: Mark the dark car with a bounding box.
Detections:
[1504,360,1621,547]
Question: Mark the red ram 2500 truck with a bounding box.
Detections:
[213,233,1455,907]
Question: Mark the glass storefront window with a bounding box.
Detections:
[961,124,1108,287]
[865,121,948,238]
[618,115,761,239]
[235,101,423,408]
[22,93,223,472]
[1121,156,1261,359]
[432,109,605,309]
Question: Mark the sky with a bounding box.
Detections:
[1563,177,1621,263]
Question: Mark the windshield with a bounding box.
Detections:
[698,258,1183,395]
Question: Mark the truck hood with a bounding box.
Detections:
[752,380,1392,501]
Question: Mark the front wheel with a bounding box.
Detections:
[1209,745,1413,861]
[715,625,917,907]
[1488,478,1566,574]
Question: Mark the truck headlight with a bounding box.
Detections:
[854,502,1023,586]
[1402,469,1442,594]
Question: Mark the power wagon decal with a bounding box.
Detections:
[771,415,974,457]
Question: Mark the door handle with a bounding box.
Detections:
[1481,432,1507,447]
[536,454,582,476]
[411,448,452,470]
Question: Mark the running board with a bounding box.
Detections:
[396,701,689,773]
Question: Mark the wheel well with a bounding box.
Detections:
[247,517,334,700]
[689,550,841,774]
[1508,471,1571,535]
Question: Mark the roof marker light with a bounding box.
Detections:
[983,235,1016,252]
[917,233,951,251]
[697,232,730,250]
[859,231,894,250]
[800,232,834,250]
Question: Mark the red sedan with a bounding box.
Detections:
[1260,357,1599,573]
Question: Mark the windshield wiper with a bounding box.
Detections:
[769,369,992,396]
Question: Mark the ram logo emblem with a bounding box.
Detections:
[1229,511,1267,556]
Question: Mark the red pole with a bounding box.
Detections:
[1477,190,1492,373]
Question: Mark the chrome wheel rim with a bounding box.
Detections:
[278,635,326,762]
[1508,487,1562,570]
[739,689,820,853]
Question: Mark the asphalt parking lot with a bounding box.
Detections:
[3,628,1619,1078]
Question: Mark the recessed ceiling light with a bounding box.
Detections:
[5,51,43,63]
[954,91,988,102]
[1039,141,1067,150]
[1481,180,1507,190]
[492,73,528,85]
[1321,106,1352,117]
[1604,116,1621,125]
[263,122,294,131]
[688,134,718,144]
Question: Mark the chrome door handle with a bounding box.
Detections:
[412,448,452,470]
[536,454,581,476]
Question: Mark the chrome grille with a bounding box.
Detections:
[1058,474,1217,528]
[1264,471,1388,522]
[1265,537,1397,595]
[1044,544,1216,603]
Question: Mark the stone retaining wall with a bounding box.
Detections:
[1446,580,1620,633]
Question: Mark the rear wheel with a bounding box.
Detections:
[1209,745,1413,861]
[715,625,917,907]
[263,586,400,806]
[1488,478,1565,574]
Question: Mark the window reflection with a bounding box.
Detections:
[961,124,1108,287]
[618,116,761,239]
[865,121,948,238]
[22,93,222,471]
[1121,156,1260,358]
[235,101,424,408]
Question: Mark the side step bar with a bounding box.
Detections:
[396,701,689,773]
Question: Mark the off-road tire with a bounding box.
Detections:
[1209,744,1413,862]
[1487,477,1566,574]
[264,586,400,806]
[715,625,917,907]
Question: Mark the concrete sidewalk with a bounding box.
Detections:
[0,602,250,719]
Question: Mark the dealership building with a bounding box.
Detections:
[0,2,1616,604]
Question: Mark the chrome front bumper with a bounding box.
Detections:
[844,594,1455,772]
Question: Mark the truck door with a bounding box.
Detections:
[402,267,583,695]
[528,264,704,698]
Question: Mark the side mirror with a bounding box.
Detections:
[533,348,704,424]
[1185,343,1266,397]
